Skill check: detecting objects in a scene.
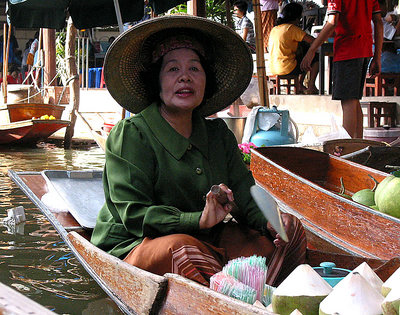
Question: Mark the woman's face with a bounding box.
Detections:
[159,48,206,114]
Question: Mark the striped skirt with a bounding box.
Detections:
[123,216,306,287]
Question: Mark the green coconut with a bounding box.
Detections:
[352,175,379,206]
[319,272,384,315]
[371,205,379,211]
[382,267,400,297]
[382,284,400,315]
[375,175,400,218]
[271,264,332,315]
[352,262,383,293]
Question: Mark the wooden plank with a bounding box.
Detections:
[18,174,81,229]
[160,273,273,315]
[0,282,55,314]
[67,231,167,315]
[251,147,400,260]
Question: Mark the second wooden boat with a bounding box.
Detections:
[0,119,70,145]
[251,146,400,261]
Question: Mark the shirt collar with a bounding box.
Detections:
[142,102,209,160]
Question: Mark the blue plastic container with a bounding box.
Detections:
[313,262,350,287]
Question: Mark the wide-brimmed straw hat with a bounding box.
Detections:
[104,15,253,117]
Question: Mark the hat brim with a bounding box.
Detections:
[104,15,253,117]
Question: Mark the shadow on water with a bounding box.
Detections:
[0,142,124,314]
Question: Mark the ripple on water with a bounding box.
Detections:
[0,143,123,314]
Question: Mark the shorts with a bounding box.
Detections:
[332,58,370,100]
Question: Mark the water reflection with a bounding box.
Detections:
[0,143,123,314]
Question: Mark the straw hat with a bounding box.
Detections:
[104,15,253,117]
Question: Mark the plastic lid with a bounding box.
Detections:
[314,262,350,278]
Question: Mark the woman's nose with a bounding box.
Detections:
[178,72,191,82]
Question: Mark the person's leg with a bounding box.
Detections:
[261,9,277,52]
[306,61,319,94]
[332,58,367,138]
[341,99,363,138]
[123,234,225,286]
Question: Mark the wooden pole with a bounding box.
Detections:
[3,23,11,104]
[252,0,269,107]
[64,17,79,149]
[2,24,6,104]
[43,29,56,87]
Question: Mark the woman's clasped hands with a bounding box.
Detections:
[199,183,233,229]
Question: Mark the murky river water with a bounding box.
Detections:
[0,142,123,314]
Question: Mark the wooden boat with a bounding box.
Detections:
[322,138,400,172]
[0,101,70,145]
[8,169,400,314]
[0,119,70,145]
[250,146,400,261]
[0,282,55,314]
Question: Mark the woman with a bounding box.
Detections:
[91,15,306,287]
[268,2,319,94]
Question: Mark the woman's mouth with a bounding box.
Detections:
[175,88,194,96]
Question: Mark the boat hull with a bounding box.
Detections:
[0,119,69,144]
[251,146,400,260]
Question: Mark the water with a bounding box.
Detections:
[0,142,124,314]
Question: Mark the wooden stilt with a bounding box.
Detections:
[252,0,269,107]
[64,17,79,149]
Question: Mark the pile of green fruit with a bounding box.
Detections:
[351,174,400,219]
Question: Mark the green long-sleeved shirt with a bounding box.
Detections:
[90,102,267,258]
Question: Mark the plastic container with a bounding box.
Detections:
[313,262,350,287]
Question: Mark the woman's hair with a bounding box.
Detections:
[233,0,248,14]
[141,50,217,104]
[276,2,304,25]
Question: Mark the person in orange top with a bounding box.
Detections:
[268,2,319,94]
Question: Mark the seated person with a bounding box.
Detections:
[90,15,306,287]
[373,0,400,73]
[268,2,319,94]
[233,0,256,53]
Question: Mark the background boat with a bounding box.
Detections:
[251,146,400,261]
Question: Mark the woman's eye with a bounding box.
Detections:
[190,66,199,71]
[168,66,179,72]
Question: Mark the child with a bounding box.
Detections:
[268,2,319,94]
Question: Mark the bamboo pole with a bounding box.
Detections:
[2,24,6,104]
[3,23,11,104]
[252,0,269,107]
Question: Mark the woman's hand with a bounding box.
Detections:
[266,212,296,247]
[199,184,233,229]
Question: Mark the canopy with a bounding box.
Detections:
[7,0,186,29]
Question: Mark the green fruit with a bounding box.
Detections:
[375,176,400,218]
[351,175,378,206]
[352,189,375,206]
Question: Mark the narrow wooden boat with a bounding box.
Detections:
[8,169,400,314]
[250,146,400,261]
[0,119,70,145]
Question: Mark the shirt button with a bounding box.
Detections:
[188,144,192,150]
[195,167,202,175]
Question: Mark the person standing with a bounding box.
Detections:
[301,0,383,139]
[260,0,280,52]
[233,0,256,53]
